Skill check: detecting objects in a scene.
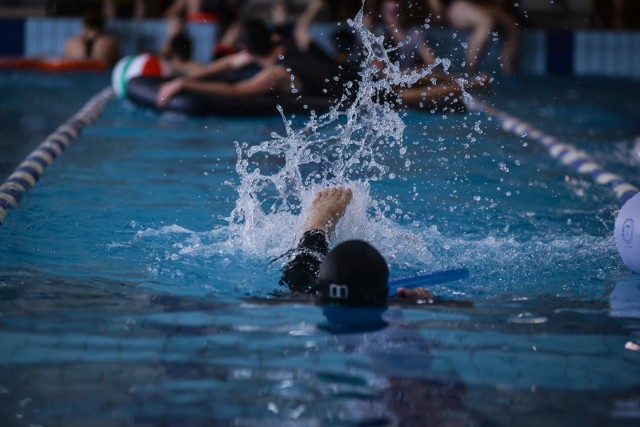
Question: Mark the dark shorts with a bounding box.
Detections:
[279,229,329,295]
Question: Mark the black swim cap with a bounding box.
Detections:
[317,240,389,306]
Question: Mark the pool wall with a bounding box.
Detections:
[0,18,639,79]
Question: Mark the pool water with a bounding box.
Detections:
[1,69,640,426]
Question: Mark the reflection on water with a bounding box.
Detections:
[0,271,639,426]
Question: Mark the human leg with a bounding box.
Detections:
[447,1,493,73]
[448,1,519,74]
[398,82,464,111]
[487,5,519,74]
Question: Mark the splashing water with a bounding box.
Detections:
[124,3,625,299]
[223,5,455,263]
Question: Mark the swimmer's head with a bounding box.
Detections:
[316,240,389,307]
[244,20,276,56]
[167,31,192,61]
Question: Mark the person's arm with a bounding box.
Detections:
[416,39,436,67]
[164,0,187,18]
[426,0,444,16]
[168,59,204,76]
[156,50,254,104]
[293,0,324,52]
[186,68,283,96]
[395,287,434,300]
[62,37,82,60]
[185,50,253,79]
[156,65,289,106]
[159,15,186,59]
[94,36,122,66]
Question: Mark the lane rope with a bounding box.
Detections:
[466,98,639,206]
[0,87,114,225]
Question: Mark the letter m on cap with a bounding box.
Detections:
[329,284,349,299]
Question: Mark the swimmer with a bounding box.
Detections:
[63,10,121,67]
[280,186,433,304]
[156,1,352,108]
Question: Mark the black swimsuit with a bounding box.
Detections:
[84,37,95,58]
[277,39,359,99]
[279,229,329,295]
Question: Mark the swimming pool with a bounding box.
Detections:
[1,68,640,426]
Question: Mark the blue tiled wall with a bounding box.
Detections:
[23,18,215,63]
[574,31,640,79]
[25,18,81,57]
[4,17,640,80]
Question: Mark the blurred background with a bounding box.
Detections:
[0,0,638,30]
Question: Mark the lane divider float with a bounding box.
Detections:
[0,87,114,225]
[466,98,639,205]
[466,98,640,273]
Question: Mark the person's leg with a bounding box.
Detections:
[611,0,626,29]
[411,70,492,92]
[103,0,117,19]
[279,187,353,294]
[398,82,463,110]
[487,5,519,74]
[133,0,147,19]
[447,1,493,74]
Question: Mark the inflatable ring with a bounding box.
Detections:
[112,54,169,98]
[125,76,334,116]
[0,57,108,72]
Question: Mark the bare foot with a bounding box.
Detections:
[301,187,352,236]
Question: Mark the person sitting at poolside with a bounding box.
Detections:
[426,0,520,75]
[279,186,432,304]
[63,10,122,67]
[155,9,353,108]
[369,0,491,111]
[159,8,205,76]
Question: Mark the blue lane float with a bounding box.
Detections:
[466,98,640,273]
[0,87,114,225]
[466,98,639,205]
[388,268,470,297]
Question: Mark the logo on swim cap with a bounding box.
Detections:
[328,284,349,299]
[317,240,389,306]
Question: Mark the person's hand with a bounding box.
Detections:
[426,0,444,17]
[229,51,252,69]
[395,287,434,300]
[156,78,185,107]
